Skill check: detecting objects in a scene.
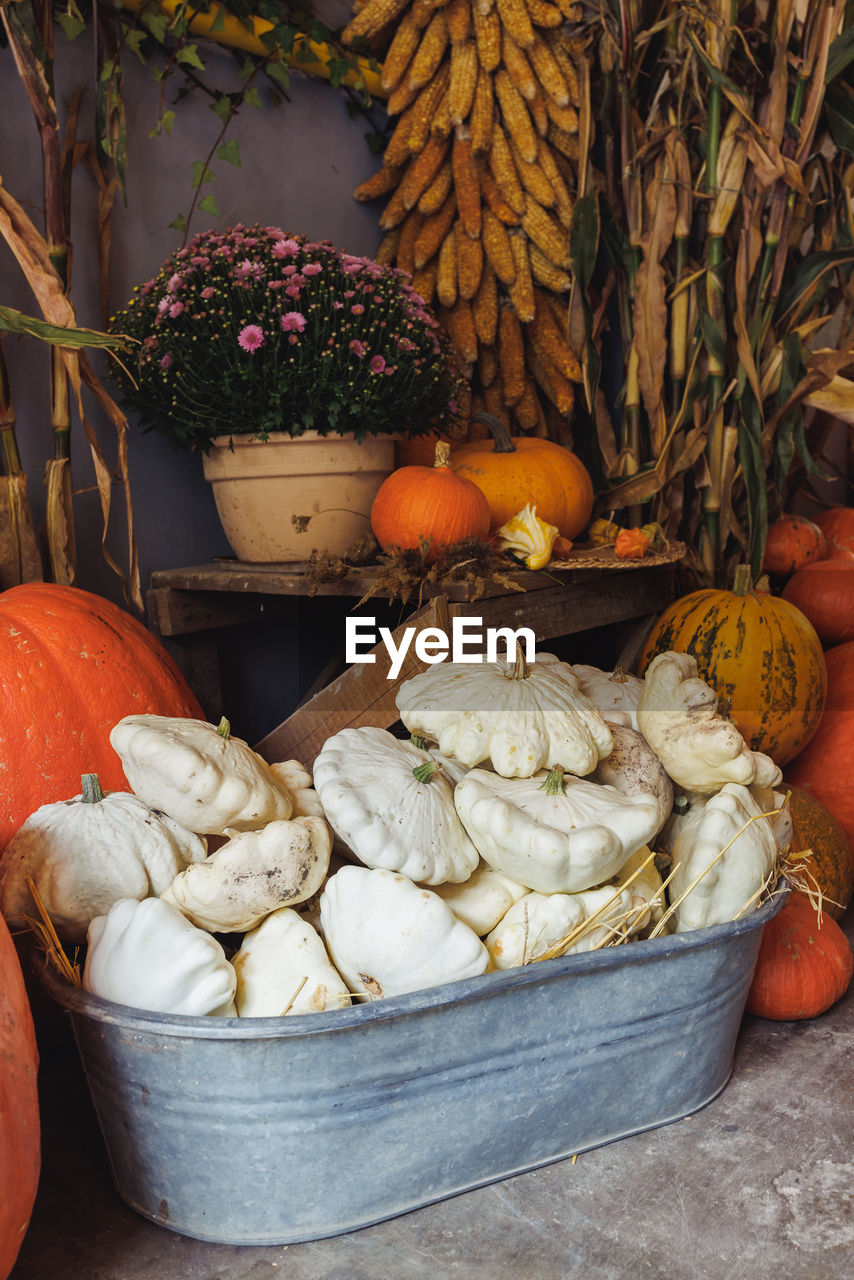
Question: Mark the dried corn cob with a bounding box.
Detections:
[501,32,537,102]
[383,105,419,169]
[381,14,422,93]
[469,66,495,154]
[536,137,574,225]
[446,0,472,44]
[409,64,452,150]
[412,0,440,23]
[527,35,570,106]
[481,205,517,284]
[354,165,404,202]
[478,342,498,388]
[455,219,484,300]
[494,70,538,163]
[397,210,425,278]
[552,0,581,16]
[489,124,526,214]
[452,127,483,238]
[378,180,410,230]
[449,38,479,125]
[411,259,439,304]
[471,259,499,344]
[498,303,527,403]
[342,0,411,45]
[473,3,502,73]
[521,198,571,268]
[512,377,541,429]
[523,0,563,28]
[547,123,580,161]
[437,228,458,307]
[528,242,571,291]
[442,298,479,366]
[528,83,549,138]
[399,135,451,210]
[480,166,521,224]
[528,347,575,416]
[375,227,401,265]
[414,189,457,267]
[507,230,535,320]
[544,97,579,135]
[508,136,556,207]
[417,158,454,214]
[544,31,580,102]
[495,0,535,48]
[408,11,450,92]
[482,376,513,429]
[386,77,420,118]
[529,288,582,380]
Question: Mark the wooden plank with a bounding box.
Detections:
[147,586,294,637]
[254,596,452,768]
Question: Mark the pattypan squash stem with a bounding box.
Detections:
[216,716,231,740]
[410,734,428,750]
[81,773,104,804]
[507,642,529,681]
[412,761,442,784]
[539,766,567,796]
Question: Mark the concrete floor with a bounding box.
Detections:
[10,909,854,1280]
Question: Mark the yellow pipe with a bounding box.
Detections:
[121,0,387,98]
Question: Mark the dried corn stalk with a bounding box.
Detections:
[346,0,586,439]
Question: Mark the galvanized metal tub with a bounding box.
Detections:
[40,893,783,1246]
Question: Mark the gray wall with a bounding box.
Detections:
[1,29,388,743]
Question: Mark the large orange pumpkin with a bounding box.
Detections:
[813,506,854,558]
[786,785,854,920]
[745,896,853,1021]
[781,559,854,646]
[0,583,203,854]
[0,913,40,1280]
[370,441,491,561]
[450,413,594,540]
[761,514,828,577]
[786,640,854,849]
[637,566,827,766]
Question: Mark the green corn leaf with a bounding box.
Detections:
[0,305,132,350]
[826,25,854,83]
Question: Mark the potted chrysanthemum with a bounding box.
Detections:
[111,224,463,562]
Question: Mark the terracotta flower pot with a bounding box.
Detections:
[201,431,397,562]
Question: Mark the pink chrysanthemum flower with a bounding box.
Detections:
[272,238,300,259]
[369,354,386,374]
[238,325,265,353]
[351,304,365,316]
[281,311,307,333]
[349,339,366,357]
[169,302,184,318]
[160,353,173,370]
[201,287,214,299]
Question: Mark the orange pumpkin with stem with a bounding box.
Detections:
[370,441,491,561]
[450,413,594,541]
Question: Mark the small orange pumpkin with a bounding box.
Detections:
[746,896,853,1020]
[781,559,854,646]
[786,785,854,920]
[762,514,828,576]
[814,506,854,559]
[0,914,40,1280]
[786,640,854,850]
[370,441,491,561]
[450,413,594,540]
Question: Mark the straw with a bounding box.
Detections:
[23,876,82,987]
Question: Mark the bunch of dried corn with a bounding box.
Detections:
[346,0,586,441]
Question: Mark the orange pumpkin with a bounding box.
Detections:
[450,413,594,540]
[813,506,854,559]
[761,514,828,576]
[0,583,204,855]
[786,640,854,850]
[370,441,491,561]
[746,896,853,1020]
[0,913,40,1280]
[394,430,450,470]
[637,565,827,766]
[781,559,854,646]
[786,785,854,920]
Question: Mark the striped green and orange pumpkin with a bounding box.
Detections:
[637,565,827,766]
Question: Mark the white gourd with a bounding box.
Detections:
[485,885,635,969]
[83,896,237,1016]
[589,723,674,836]
[312,727,479,885]
[395,649,613,778]
[233,908,351,1017]
[454,766,663,894]
[432,860,528,935]
[319,865,489,998]
[109,714,294,834]
[0,774,207,942]
[572,664,643,730]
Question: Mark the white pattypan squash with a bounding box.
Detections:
[0,774,207,943]
[268,759,325,819]
[83,896,237,1016]
[109,714,294,834]
[312,727,479,885]
[161,815,332,933]
[636,652,782,795]
[610,846,667,934]
[572,664,643,730]
[589,723,674,836]
[432,860,528,936]
[454,766,663,894]
[233,907,351,1017]
[319,865,489,998]
[485,884,634,969]
[668,782,778,932]
[395,649,613,778]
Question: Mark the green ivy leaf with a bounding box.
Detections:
[143,12,170,43]
[192,161,216,188]
[169,213,187,232]
[217,139,242,168]
[267,61,291,92]
[211,95,233,124]
[176,44,205,71]
[57,11,86,41]
[210,6,226,32]
[243,87,262,109]
[125,29,147,63]
[199,194,220,216]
